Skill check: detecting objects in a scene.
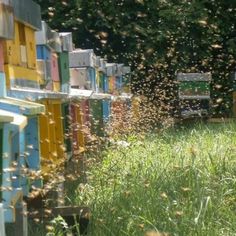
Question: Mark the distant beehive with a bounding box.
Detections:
[70,66,96,91]
[58,32,73,93]
[69,49,96,68]
[177,73,211,117]
[36,21,62,90]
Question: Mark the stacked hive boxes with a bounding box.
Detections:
[0,0,133,232]
[59,32,73,93]
[69,49,96,90]
[35,21,69,174]
[36,21,61,91]
[0,109,27,224]
[3,0,41,89]
[177,73,211,118]
[96,57,108,93]
[0,0,45,226]
[121,66,131,93]
[0,0,23,225]
[106,63,116,94]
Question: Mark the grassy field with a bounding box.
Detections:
[74,122,236,236]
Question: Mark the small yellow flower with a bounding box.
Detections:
[160,192,168,199]
[175,211,184,217]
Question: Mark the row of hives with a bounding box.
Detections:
[0,0,141,232]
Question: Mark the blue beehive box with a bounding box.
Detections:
[0,96,45,194]
[36,45,51,60]
[0,109,26,222]
[103,74,109,93]
[102,100,111,123]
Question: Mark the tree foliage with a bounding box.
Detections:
[35,0,236,116]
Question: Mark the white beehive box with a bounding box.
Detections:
[105,63,117,76]
[49,31,62,53]
[36,21,61,52]
[70,67,90,89]
[116,64,124,76]
[99,58,106,72]
[59,32,73,52]
[35,21,50,45]
[122,66,131,74]
[95,56,101,68]
[69,49,96,68]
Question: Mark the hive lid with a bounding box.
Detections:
[0,96,45,115]
[69,88,93,98]
[177,73,211,81]
[12,0,42,30]
[59,32,73,52]
[0,109,27,130]
[8,87,68,100]
[90,93,112,99]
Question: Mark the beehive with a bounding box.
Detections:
[0,96,45,194]
[70,102,85,155]
[61,102,72,154]
[3,21,21,66]
[36,21,61,52]
[108,76,116,94]
[89,99,104,136]
[25,116,42,188]
[3,20,40,88]
[59,32,73,52]
[58,52,70,85]
[70,67,96,90]
[39,99,66,174]
[177,73,211,117]
[177,73,211,98]
[51,53,60,82]
[36,46,52,87]
[102,100,111,124]
[12,0,42,31]
[69,49,96,68]
[24,25,37,69]
[0,109,26,222]
[53,81,61,92]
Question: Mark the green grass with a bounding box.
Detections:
[75,122,236,236]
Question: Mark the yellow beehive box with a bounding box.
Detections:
[24,25,37,69]
[39,99,62,175]
[53,81,61,92]
[47,101,58,160]
[71,102,85,155]
[39,112,51,162]
[3,21,21,66]
[3,20,39,88]
[4,64,39,88]
[52,101,66,159]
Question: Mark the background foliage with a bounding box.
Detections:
[35,0,236,116]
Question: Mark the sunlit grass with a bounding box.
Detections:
[75,122,236,236]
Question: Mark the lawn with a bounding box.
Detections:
[74,122,236,236]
